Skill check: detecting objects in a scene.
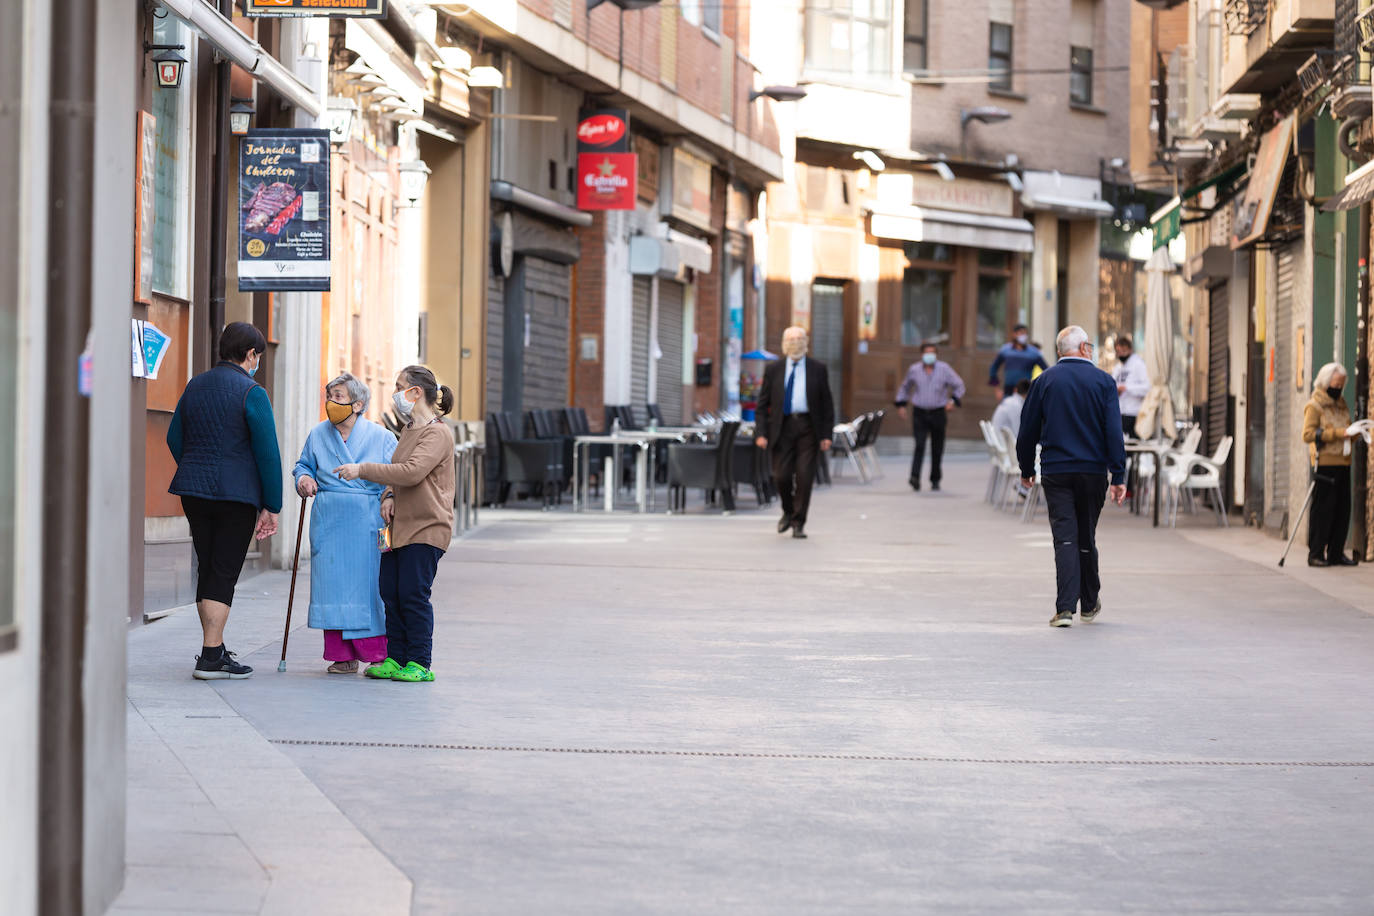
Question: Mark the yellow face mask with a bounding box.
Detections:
[325,400,355,425]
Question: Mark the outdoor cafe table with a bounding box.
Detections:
[572,434,652,513]
[1124,439,1170,528]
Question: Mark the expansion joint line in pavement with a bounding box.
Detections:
[269,739,1374,767]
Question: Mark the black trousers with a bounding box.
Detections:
[1041,473,1108,614]
[1121,415,1137,439]
[380,543,445,669]
[1308,465,1352,562]
[182,495,258,606]
[773,413,818,526]
[910,408,948,485]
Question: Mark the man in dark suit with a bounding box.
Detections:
[755,326,835,539]
[1017,325,1127,628]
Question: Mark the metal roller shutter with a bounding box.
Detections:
[631,276,651,413]
[1206,282,1229,457]
[1270,246,1295,515]
[657,279,685,425]
[811,282,845,414]
[486,271,504,417]
[521,257,570,410]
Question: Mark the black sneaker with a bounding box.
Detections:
[193,648,253,680]
[1049,612,1073,628]
[909,479,920,491]
[777,515,793,534]
[1081,599,1101,623]
[931,481,941,491]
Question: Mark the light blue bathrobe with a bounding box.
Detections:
[292,418,396,638]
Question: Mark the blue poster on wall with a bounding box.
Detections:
[237,128,331,292]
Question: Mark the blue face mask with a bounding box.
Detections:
[922,353,937,366]
[246,352,259,377]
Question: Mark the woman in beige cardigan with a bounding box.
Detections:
[335,365,456,681]
[1301,362,1358,567]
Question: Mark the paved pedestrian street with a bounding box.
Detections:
[115,455,1374,915]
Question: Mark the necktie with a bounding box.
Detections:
[783,361,796,416]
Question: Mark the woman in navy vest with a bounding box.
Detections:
[167,322,283,680]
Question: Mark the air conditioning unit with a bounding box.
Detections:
[1213,93,1262,120]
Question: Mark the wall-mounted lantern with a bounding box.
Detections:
[327,96,358,146]
[229,98,255,136]
[398,160,432,207]
[146,43,187,89]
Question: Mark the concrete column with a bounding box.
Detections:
[1067,219,1100,341]
[1030,212,1057,343]
[603,210,633,408]
[395,204,423,367]
[271,20,327,569]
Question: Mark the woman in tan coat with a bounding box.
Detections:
[335,365,456,681]
[1301,362,1358,567]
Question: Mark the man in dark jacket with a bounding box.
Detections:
[755,326,835,539]
[1017,326,1127,627]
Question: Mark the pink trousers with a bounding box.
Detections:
[322,630,388,663]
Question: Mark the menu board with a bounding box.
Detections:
[237,129,331,292]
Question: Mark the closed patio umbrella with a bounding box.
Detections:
[1133,245,1177,440]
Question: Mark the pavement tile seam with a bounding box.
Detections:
[266,738,1374,767]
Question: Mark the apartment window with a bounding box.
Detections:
[701,0,720,34]
[1070,0,1095,105]
[901,242,952,346]
[679,0,700,25]
[904,0,927,72]
[804,0,893,79]
[1070,46,1093,105]
[151,15,192,299]
[987,0,1014,92]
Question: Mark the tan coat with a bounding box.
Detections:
[1301,389,1352,467]
[361,420,455,549]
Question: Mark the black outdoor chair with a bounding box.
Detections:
[645,403,665,426]
[527,408,574,492]
[485,410,563,508]
[562,406,613,497]
[732,437,771,506]
[667,421,741,513]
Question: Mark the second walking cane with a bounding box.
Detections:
[279,494,308,672]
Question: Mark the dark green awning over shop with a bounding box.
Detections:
[1150,162,1249,249]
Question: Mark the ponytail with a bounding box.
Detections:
[399,365,453,416]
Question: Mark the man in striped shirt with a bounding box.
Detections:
[895,342,966,492]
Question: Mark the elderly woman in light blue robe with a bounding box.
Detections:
[293,372,397,673]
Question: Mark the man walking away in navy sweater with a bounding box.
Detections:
[1017,326,1127,628]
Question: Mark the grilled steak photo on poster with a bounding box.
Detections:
[241,181,302,235]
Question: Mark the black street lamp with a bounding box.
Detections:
[145,43,187,89]
[750,85,808,103]
[959,105,1011,160]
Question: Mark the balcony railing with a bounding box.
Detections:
[1224,0,1268,35]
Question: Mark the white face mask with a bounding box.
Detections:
[392,390,415,416]
[1015,334,1029,346]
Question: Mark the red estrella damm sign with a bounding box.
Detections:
[577,109,631,153]
[577,153,637,211]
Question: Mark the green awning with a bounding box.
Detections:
[1150,162,1249,249]
[1179,162,1247,202]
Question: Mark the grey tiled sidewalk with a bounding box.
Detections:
[117,454,1374,914]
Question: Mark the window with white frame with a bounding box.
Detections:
[804,0,894,80]
[701,0,720,34]
[679,0,701,26]
[152,14,192,298]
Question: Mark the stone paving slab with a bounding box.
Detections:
[120,454,1374,913]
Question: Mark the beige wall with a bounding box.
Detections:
[911,0,1130,175]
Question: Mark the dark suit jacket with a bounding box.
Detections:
[755,356,836,446]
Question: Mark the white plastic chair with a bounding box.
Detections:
[979,420,1002,503]
[1165,435,1232,527]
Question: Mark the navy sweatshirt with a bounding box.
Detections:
[1016,357,1126,485]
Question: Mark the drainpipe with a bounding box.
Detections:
[39,0,94,907]
[205,0,233,362]
[1355,202,1370,561]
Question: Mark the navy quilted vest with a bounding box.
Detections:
[169,362,264,508]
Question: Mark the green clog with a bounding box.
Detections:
[391,661,434,682]
[364,657,403,680]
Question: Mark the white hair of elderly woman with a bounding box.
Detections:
[326,371,370,410]
[1056,325,1089,355]
[1313,362,1348,393]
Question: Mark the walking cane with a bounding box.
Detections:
[1278,473,1318,568]
[279,494,308,672]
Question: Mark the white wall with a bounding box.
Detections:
[83,1,138,908]
[0,0,49,910]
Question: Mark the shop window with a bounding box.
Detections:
[902,268,951,346]
[804,0,893,79]
[151,15,192,299]
[908,241,952,262]
[904,0,927,72]
[977,274,1009,348]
